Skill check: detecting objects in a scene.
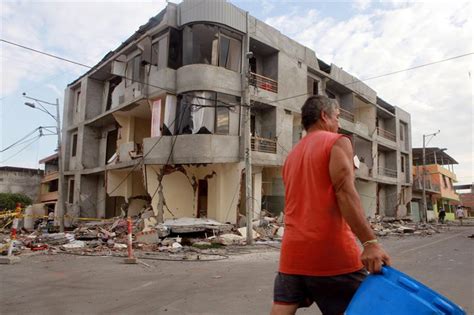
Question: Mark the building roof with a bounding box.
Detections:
[0,166,44,174]
[412,147,458,166]
[39,153,58,164]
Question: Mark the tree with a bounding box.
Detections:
[0,193,33,211]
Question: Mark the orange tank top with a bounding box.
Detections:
[279,130,363,276]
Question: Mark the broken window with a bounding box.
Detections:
[183,24,242,72]
[106,76,122,111]
[71,133,78,157]
[151,35,168,69]
[106,129,118,163]
[218,31,241,72]
[175,91,240,135]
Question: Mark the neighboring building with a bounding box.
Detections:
[411,148,460,222]
[0,166,43,202]
[37,153,59,213]
[60,0,412,226]
[455,184,474,217]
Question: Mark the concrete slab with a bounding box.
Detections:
[123,257,138,264]
[0,256,20,264]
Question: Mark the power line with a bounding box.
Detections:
[0,136,42,163]
[0,39,92,69]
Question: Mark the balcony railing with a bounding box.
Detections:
[251,136,277,154]
[413,179,441,192]
[249,72,278,93]
[339,108,355,122]
[377,127,396,142]
[378,167,397,178]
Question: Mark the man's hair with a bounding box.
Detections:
[301,95,339,131]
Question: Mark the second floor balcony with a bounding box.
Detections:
[378,166,397,178]
[377,127,396,142]
[249,72,278,94]
[251,136,277,154]
[413,178,440,192]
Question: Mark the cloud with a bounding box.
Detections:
[1,1,168,98]
[265,0,473,183]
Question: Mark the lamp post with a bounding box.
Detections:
[421,130,440,223]
[24,93,65,232]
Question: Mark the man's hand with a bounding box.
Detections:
[361,243,391,273]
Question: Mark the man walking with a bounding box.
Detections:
[456,206,464,226]
[271,95,391,315]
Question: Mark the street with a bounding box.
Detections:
[1,226,473,315]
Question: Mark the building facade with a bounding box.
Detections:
[412,148,460,221]
[0,166,43,203]
[60,0,412,225]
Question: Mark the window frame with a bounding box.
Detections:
[71,133,78,157]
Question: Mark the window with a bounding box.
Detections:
[401,156,405,173]
[175,91,240,135]
[443,175,448,188]
[400,124,404,140]
[183,24,242,72]
[151,36,168,69]
[71,133,78,157]
[68,179,75,204]
[125,54,142,87]
[168,28,182,69]
[218,34,241,72]
[74,89,81,113]
[106,76,122,111]
[313,80,319,95]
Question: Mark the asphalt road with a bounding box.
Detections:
[1,227,473,315]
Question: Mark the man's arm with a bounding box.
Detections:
[329,137,391,273]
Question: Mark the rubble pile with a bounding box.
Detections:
[2,210,453,259]
[369,216,443,237]
[0,210,286,258]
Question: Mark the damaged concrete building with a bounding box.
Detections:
[60,0,412,227]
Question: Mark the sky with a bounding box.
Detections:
[0,0,472,185]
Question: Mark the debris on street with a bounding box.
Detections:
[0,209,459,260]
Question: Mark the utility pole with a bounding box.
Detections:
[421,130,440,223]
[24,94,65,232]
[243,11,253,245]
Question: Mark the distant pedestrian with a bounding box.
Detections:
[456,206,464,226]
[438,207,446,224]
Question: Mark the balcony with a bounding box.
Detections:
[413,178,440,192]
[38,191,58,203]
[251,136,277,154]
[339,108,354,122]
[143,134,240,164]
[378,167,397,178]
[250,72,278,94]
[377,127,396,142]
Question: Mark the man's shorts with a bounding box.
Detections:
[273,269,368,315]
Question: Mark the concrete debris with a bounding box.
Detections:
[369,216,444,237]
[163,217,233,234]
[213,234,245,246]
[3,209,457,259]
[237,227,259,240]
[61,240,85,249]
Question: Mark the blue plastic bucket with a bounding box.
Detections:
[345,266,466,315]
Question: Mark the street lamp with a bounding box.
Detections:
[23,93,65,232]
[421,130,440,223]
